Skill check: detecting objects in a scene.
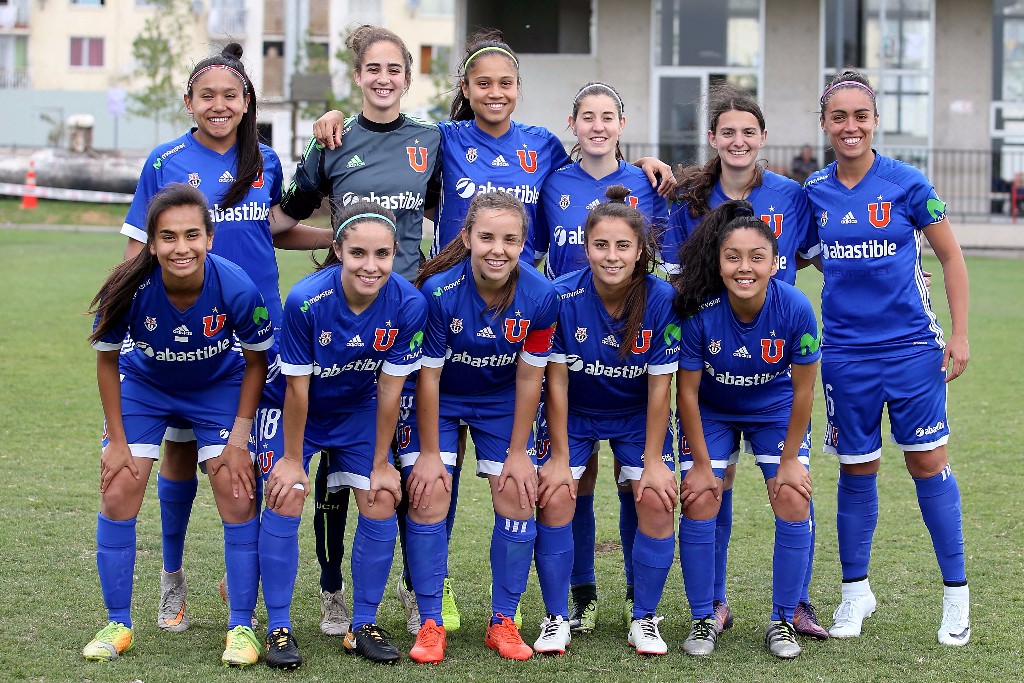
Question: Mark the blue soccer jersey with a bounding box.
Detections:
[664,170,815,283]
[534,160,668,279]
[678,279,821,422]
[420,259,558,401]
[92,254,275,389]
[550,270,679,416]
[803,153,947,360]
[279,268,426,417]
[433,120,571,262]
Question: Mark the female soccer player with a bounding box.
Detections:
[266,201,426,665]
[277,23,442,641]
[806,70,971,646]
[119,44,329,646]
[539,186,678,655]
[396,191,557,663]
[673,199,820,659]
[84,184,272,665]
[665,83,826,640]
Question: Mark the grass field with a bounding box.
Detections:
[0,228,1021,682]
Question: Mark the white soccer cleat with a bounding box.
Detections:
[395,576,421,635]
[533,614,571,655]
[319,584,351,637]
[938,587,970,646]
[829,589,876,638]
[158,568,189,632]
[628,614,668,655]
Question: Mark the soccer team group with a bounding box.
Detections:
[82,24,972,670]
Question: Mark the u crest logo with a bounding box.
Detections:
[868,202,891,228]
[760,213,784,237]
[504,318,531,343]
[203,314,227,337]
[373,328,399,351]
[407,146,428,173]
[630,329,652,354]
[251,169,264,189]
[258,450,274,475]
[761,339,785,363]
[517,149,538,173]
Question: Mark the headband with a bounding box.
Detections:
[820,80,875,106]
[334,213,397,241]
[187,64,248,94]
[464,46,519,71]
[574,82,624,113]
[733,205,754,217]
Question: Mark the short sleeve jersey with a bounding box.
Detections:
[534,161,668,279]
[678,279,821,422]
[92,254,274,391]
[803,153,947,360]
[279,114,443,281]
[549,270,680,416]
[420,260,558,402]
[280,269,426,417]
[664,170,815,283]
[121,131,285,330]
[433,120,571,263]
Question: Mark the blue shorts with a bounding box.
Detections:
[539,410,674,483]
[104,376,246,463]
[302,409,383,491]
[678,416,811,480]
[253,404,298,483]
[821,349,949,464]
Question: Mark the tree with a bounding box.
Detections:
[128,0,196,144]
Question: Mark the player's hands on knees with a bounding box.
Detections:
[312,111,346,149]
[943,333,970,382]
[636,461,678,512]
[369,462,402,508]
[537,459,577,509]
[498,450,539,510]
[209,444,256,500]
[407,453,452,510]
[100,442,139,493]
[679,463,721,510]
[772,459,811,501]
[266,457,308,510]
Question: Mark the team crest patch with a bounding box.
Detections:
[144,316,157,332]
[466,147,478,163]
[450,318,463,334]
[709,339,722,355]
[188,172,201,188]
[560,195,571,210]
[319,331,332,346]
[203,313,227,337]
[820,211,828,227]
[575,327,587,342]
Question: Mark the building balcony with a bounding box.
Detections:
[0,0,30,31]
[208,0,246,36]
[0,67,30,88]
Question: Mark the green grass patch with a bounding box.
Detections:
[0,230,1021,681]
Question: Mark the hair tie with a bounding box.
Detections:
[820,80,875,106]
[187,64,248,94]
[334,213,397,241]
[733,205,754,217]
[464,46,519,71]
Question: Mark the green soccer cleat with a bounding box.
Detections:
[222,625,260,667]
[441,577,461,631]
[82,622,134,662]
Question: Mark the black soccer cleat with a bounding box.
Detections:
[265,627,303,670]
[343,623,401,664]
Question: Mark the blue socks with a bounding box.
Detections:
[406,518,447,624]
[914,466,967,584]
[772,517,812,622]
[714,487,733,603]
[223,517,259,629]
[570,494,596,586]
[802,499,816,602]
[632,531,674,619]
[259,509,301,631]
[350,514,398,629]
[678,516,716,618]
[490,513,535,622]
[536,521,573,618]
[157,474,197,573]
[617,489,638,588]
[837,471,878,581]
[96,514,137,628]
[446,466,462,543]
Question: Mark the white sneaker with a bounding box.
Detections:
[533,614,571,655]
[628,615,667,655]
[938,587,970,646]
[319,585,351,636]
[158,568,189,632]
[829,588,876,638]
[682,616,718,656]
[396,576,421,635]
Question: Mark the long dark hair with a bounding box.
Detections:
[448,30,520,122]
[585,185,657,359]
[675,83,767,218]
[315,200,398,271]
[569,81,625,162]
[90,184,213,342]
[671,199,778,319]
[186,43,261,209]
[415,192,527,316]
[346,24,413,90]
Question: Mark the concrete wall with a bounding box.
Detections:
[763,0,821,149]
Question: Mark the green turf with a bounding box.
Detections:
[0,229,1021,681]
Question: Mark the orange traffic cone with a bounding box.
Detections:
[20,159,38,210]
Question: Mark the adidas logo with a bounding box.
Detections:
[602,334,619,347]
[841,211,858,224]
[347,335,364,347]
[491,155,509,167]
[219,170,234,183]
[477,326,496,338]
[586,199,600,209]
[733,346,751,358]
[173,325,191,342]
[346,155,365,168]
